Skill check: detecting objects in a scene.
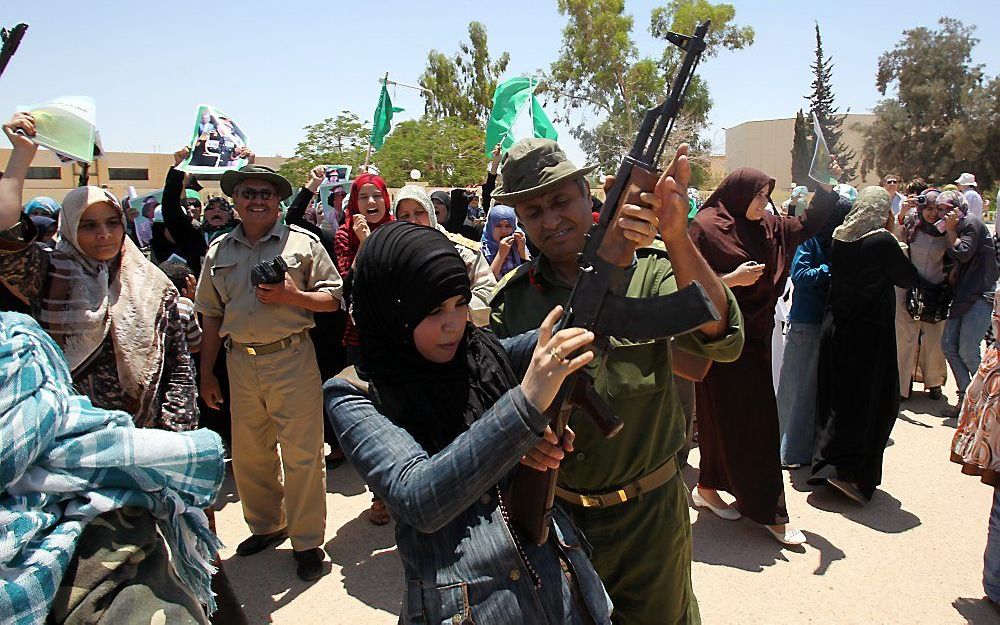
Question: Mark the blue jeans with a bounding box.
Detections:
[986,488,1000,602]
[776,321,823,466]
[943,298,993,395]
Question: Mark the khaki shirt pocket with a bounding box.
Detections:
[209,259,241,305]
[599,340,668,400]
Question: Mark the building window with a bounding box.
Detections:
[108,168,149,180]
[26,166,61,180]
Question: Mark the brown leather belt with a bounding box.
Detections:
[555,457,678,509]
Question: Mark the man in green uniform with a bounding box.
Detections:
[490,139,744,624]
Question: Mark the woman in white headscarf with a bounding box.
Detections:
[0,113,197,431]
[809,186,921,503]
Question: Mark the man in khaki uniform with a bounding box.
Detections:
[196,164,342,582]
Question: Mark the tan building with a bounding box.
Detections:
[0,148,288,204]
[724,113,879,199]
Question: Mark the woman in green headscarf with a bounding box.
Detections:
[809,186,921,503]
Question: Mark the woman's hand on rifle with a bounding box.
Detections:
[522,425,576,471]
[519,305,594,471]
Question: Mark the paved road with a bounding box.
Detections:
[214,377,1000,624]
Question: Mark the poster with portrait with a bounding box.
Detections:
[17,96,97,164]
[322,165,352,186]
[177,104,249,174]
[319,181,350,224]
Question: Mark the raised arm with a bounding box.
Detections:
[654,146,731,338]
[481,144,502,210]
[161,147,202,242]
[1,114,39,231]
[780,187,838,251]
[325,381,546,532]
[286,166,322,229]
[325,309,591,532]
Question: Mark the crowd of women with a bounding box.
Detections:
[3,100,1000,624]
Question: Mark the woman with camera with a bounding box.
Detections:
[896,188,952,401]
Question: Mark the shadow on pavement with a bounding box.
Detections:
[952,597,1000,624]
[788,467,817,493]
[689,508,804,572]
[806,486,921,534]
[800,531,845,576]
[325,514,403,615]
[898,412,933,429]
[212,463,240,511]
[326,461,368,497]
[222,545,332,623]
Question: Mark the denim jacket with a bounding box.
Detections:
[324,332,613,625]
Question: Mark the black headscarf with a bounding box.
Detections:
[816,195,855,255]
[352,222,519,454]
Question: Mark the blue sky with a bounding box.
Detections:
[1,1,996,167]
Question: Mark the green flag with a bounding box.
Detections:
[371,81,403,150]
[531,96,558,142]
[485,77,557,154]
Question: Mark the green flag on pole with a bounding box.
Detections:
[371,80,403,150]
[485,76,558,155]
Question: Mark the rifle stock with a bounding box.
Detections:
[509,20,713,546]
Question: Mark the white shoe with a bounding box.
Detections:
[691,487,741,521]
[766,525,807,546]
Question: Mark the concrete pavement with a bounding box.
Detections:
[214,376,1000,624]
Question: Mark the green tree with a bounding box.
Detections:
[420,22,510,127]
[790,109,811,188]
[805,23,856,185]
[374,116,487,188]
[545,0,753,176]
[278,111,369,187]
[860,18,999,188]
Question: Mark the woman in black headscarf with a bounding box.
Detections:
[809,187,921,503]
[324,222,613,624]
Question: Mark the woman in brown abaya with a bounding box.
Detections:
[688,167,838,545]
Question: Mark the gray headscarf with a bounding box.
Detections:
[833,186,892,243]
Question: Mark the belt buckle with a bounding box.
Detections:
[579,494,604,508]
[246,346,257,356]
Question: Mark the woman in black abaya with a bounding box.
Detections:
[809,186,921,502]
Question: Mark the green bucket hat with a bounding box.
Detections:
[221,164,294,201]
[492,138,597,203]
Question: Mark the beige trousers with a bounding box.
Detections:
[895,291,948,397]
[227,333,326,550]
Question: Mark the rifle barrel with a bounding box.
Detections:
[0,23,28,80]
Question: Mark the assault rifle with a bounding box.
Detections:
[508,20,717,545]
[0,23,28,81]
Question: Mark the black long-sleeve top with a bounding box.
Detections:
[160,167,209,275]
[286,187,337,263]
[829,230,920,328]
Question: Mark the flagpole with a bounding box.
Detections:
[382,78,433,95]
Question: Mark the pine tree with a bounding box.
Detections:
[806,22,857,181]
[790,109,812,189]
